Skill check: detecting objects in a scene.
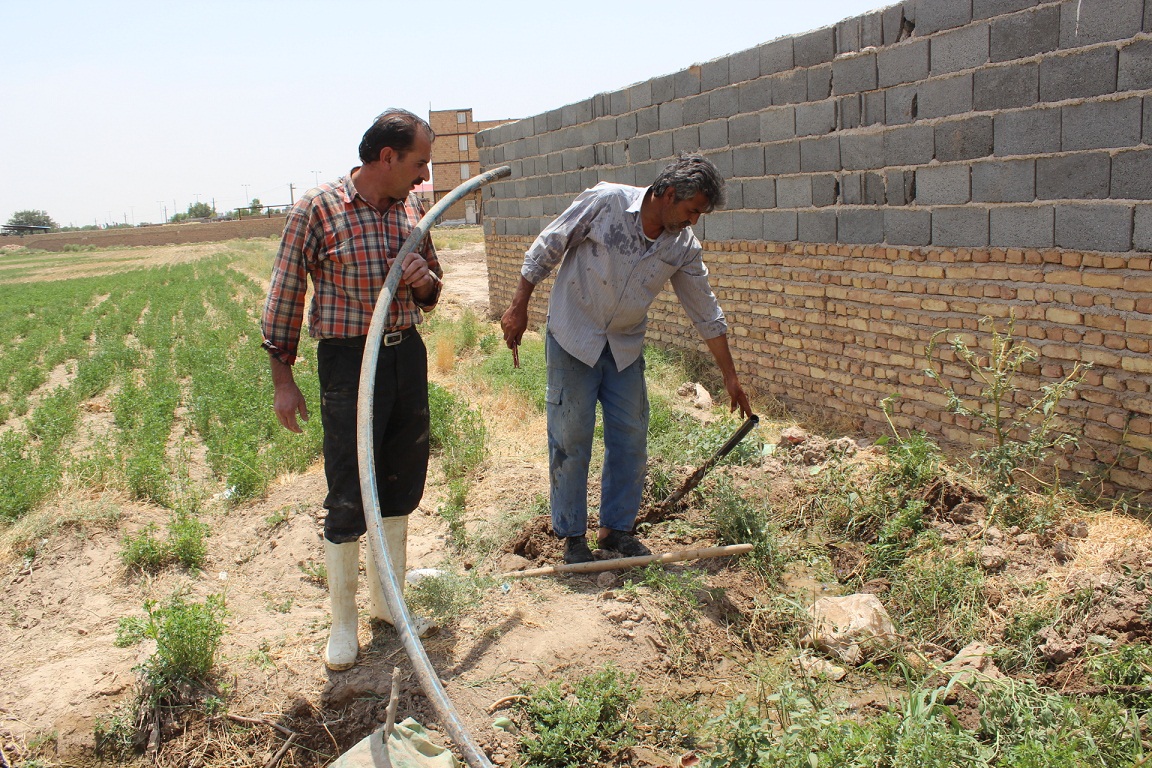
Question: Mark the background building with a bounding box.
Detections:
[429,108,514,225]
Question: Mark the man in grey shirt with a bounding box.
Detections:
[501,153,753,564]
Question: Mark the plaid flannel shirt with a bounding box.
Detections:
[261,173,441,366]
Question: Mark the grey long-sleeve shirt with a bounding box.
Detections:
[521,182,728,371]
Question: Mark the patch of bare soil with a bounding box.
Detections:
[2,242,1150,768]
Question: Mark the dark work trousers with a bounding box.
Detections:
[317,332,430,544]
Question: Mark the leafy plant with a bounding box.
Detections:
[115,593,227,695]
[516,664,640,768]
[405,569,491,625]
[925,316,1088,506]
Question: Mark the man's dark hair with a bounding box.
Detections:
[358,109,435,164]
[650,153,726,211]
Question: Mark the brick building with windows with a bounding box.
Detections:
[429,108,514,224]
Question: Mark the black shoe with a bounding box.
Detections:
[563,536,595,564]
[598,530,652,557]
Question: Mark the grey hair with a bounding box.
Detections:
[650,153,725,211]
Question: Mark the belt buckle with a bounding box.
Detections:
[383,330,403,347]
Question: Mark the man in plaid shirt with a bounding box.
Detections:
[261,108,442,670]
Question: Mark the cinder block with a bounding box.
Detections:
[1037,152,1111,199]
[774,70,809,104]
[994,107,1061,156]
[1133,204,1152,250]
[675,66,702,99]
[886,208,932,245]
[838,94,862,130]
[837,16,863,54]
[776,176,813,208]
[733,145,766,177]
[700,120,729,150]
[931,23,990,75]
[1059,0,1144,47]
[629,81,654,110]
[990,205,1054,247]
[743,177,776,208]
[917,0,973,34]
[764,210,798,241]
[597,118,618,143]
[916,163,971,204]
[702,56,731,91]
[812,174,838,207]
[863,11,885,48]
[609,89,630,116]
[883,4,913,46]
[738,77,773,113]
[730,47,761,84]
[865,172,886,205]
[683,93,711,126]
[809,65,834,101]
[839,208,885,243]
[728,113,760,145]
[878,39,929,87]
[724,179,743,209]
[990,5,1060,62]
[886,169,917,205]
[794,27,836,68]
[1111,148,1152,199]
[651,74,675,104]
[932,206,990,247]
[1062,97,1143,151]
[973,0,1037,19]
[832,52,878,95]
[617,113,637,140]
[798,210,838,242]
[800,135,841,172]
[731,211,764,240]
[884,124,935,166]
[1119,39,1152,90]
[760,37,795,75]
[704,149,733,179]
[673,126,701,154]
[703,211,734,241]
[972,158,1036,202]
[935,115,994,161]
[974,62,1038,110]
[796,100,837,136]
[885,85,918,125]
[863,91,886,125]
[918,73,974,119]
[764,141,801,174]
[636,106,660,136]
[1146,97,1152,145]
[649,131,674,160]
[659,100,684,131]
[710,85,740,119]
[760,106,796,141]
[842,173,864,204]
[841,131,885,170]
[1040,48,1119,102]
[1055,203,1134,251]
[545,108,562,132]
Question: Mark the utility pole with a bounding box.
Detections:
[311,171,321,187]
[289,183,295,205]
[242,184,250,205]
[157,201,167,223]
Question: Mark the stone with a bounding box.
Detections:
[801,593,897,665]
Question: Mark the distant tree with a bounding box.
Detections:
[7,209,58,229]
[187,202,214,219]
[248,198,263,215]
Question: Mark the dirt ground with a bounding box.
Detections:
[1,238,1149,767]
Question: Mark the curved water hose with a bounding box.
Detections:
[357,165,510,768]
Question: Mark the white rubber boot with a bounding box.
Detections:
[366,516,438,638]
[323,539,360,671]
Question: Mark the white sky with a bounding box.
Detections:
[1,0,888,228]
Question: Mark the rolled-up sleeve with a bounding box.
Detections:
[670,248,728,340]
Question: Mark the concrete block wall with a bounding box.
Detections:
[477,0,1152,497]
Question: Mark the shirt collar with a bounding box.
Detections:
[626,186,651,215]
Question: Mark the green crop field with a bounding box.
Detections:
[0,241,321,523]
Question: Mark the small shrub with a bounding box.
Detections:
[116,593,227,694]
[516,663,640,768]
[120,524,169,571]
[406,569,490,625]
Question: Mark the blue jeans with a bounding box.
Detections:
[545,331,649,538]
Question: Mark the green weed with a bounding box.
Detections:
[115,593,227,695]
[516,663,640,768]
[405,569,491,625]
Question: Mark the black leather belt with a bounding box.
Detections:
[322,328,415,349]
